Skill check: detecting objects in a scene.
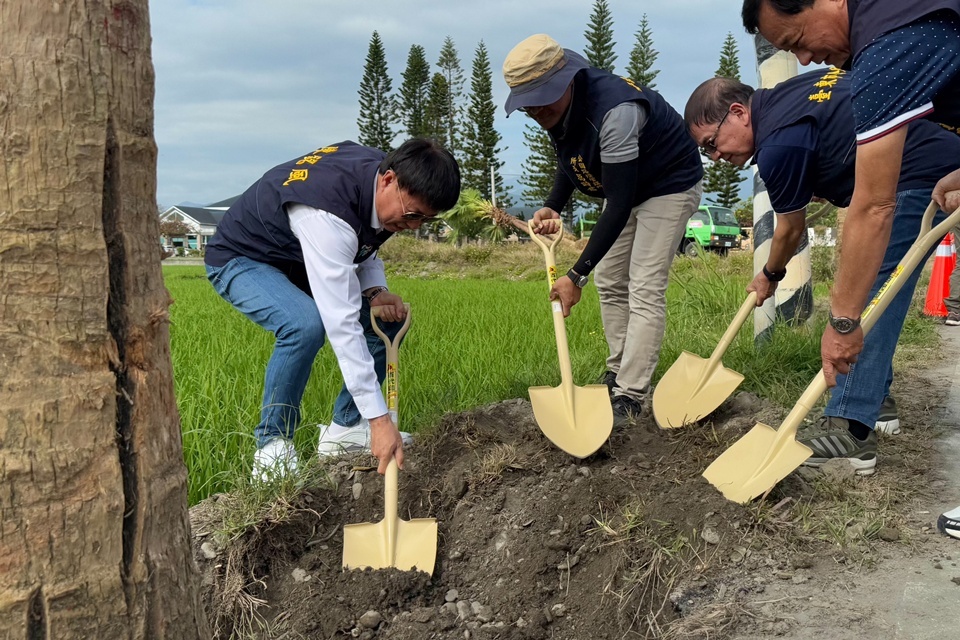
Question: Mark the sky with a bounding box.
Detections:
[149,0,762,208]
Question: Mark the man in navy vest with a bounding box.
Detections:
[685,69,960,476]
[501,34,704,424]
[205,139,460,480]
[741,0,960,539]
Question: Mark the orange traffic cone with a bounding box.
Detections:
[923,233,957,317]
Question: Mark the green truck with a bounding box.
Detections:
[679,205,742,257]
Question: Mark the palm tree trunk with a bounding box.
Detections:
[0,2,209,637]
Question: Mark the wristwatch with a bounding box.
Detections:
[829,312,861,334]
[762,264,787,282]
[567,269,589,288]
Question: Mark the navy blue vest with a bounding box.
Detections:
[550,69,702,203]
[205,141,393,289]
[753,68,960,207]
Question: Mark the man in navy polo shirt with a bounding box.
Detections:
[741,0,960,539]
[205,139,460,480]
[501,34,703,424]
[685,68,960,477]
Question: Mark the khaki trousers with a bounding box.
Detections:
[593,182,703,401]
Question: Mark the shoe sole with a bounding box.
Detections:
[802,457,877,476]
[874,418,901,435]
[937,516,960,539]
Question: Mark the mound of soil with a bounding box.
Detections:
[191,379,943,640]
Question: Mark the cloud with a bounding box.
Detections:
[150,0,761,206]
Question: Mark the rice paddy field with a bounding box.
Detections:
[165,244,938,504]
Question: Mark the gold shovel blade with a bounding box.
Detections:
[652,351,745,429]
[342,517,438,574]
[529,383,613,458]
[702,422,813,504]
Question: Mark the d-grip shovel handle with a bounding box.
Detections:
[369,304,411,541]
[780,201,959,437]
[525,220,575,389]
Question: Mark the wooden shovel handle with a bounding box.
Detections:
[778,201,960,440]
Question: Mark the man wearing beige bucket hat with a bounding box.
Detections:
[503,34,703,424]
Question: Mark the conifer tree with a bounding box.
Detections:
[423,72,452,148]
[716,32,742,80]
[399,44,430,139]
[462,42,513,207]
[357,31,396,151]
[519,125,557,208]
[584,0,617,72]
[703,32,746,207]
[436,37,465,157]
[626,14,659,89]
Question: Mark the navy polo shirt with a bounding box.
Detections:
[845,1,960,141]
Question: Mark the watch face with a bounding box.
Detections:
[831,316,856,333]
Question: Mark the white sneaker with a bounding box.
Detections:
[317,422,371,457]
[317,419,414,457]
[252,437,299,482]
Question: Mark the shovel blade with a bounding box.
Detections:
[529,383,613,458]
[342,517,438,574]
[702,423,813,504]
[653,351,745,429]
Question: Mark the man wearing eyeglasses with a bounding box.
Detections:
[684,69,960,475]
[502,34,703,424]
[204,138,460,480]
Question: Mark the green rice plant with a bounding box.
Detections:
[165,246,936,504]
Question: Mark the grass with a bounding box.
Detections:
[165,244,941,504]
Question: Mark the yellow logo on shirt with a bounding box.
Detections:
[297,155,322,165]
[282,169,309,186]
[621,76,642,92]
[568,155,603,193]
[808,67,844,101]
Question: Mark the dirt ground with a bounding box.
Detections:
[190,357,956,640]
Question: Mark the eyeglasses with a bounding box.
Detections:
[518,105,545,118]
[700,108,732,156]
[395,182,433,221]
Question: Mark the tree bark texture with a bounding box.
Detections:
[0,2,209,638]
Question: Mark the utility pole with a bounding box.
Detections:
[490,165,497,207]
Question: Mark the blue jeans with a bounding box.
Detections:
[825,189,945,427]
[206,257,402,447]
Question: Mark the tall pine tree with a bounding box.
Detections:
[461,42,513,207]
[519,125,557,209]
[703,32,746,208]
[716,32,742,79]
[399,44,430,139]
[584,0,617,72]
[357,31,396,151]
[626,14,659,89]
[436,37,465,158]
[423,72,452,148]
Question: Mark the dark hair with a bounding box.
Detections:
[742,0,814,34]
[684,77,756,130]
[380,138,461,212]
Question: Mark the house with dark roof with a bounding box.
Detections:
[158,200,236,252]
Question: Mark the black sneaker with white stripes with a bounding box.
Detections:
[800,416,877,476]
[938,506,960,539]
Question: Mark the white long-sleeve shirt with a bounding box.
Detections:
[287,198,389,421]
